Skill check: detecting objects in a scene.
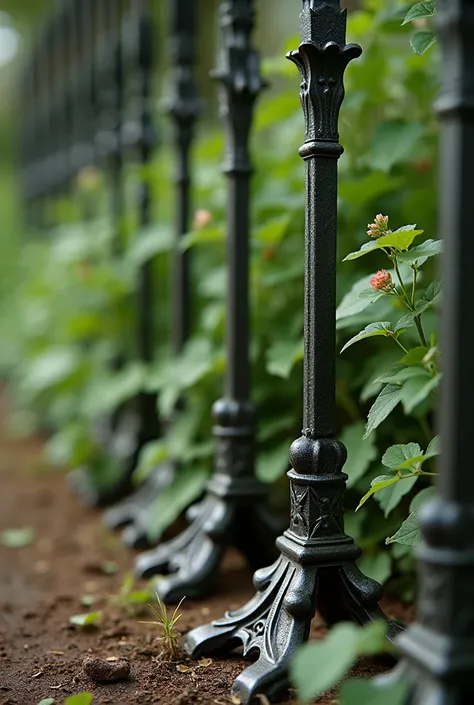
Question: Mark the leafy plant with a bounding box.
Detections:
[1,527,35,547]
[109,572,153,616]
[69,612,103,628]
[0,0,440,593]
[290,621,402,703]
[64,695,94,705]
[340,213,440,546]
[139,592,185,660]
[402,1,437,56]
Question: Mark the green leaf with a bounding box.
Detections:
[426,435,440,456]
[386,489,437,547]
[357,552,392,585]
[411,486,437,513]
[135,440,168,483]
[376,474,418,516]
[69,612,103,628]
[80,594,96,607]
[364,385,403,438]
[353,620,388,655]
[382,443,422,468]
[336,276,384,321]
[256,443,290,483]
[343,227,423,261]
[357,475,401,510]
[397,239,442,264]
[290,623,361,701]
[401,373,440,414]
[266,339,303,378]
[147,465,209,541]
[339,172,402,208]
[340,422,378,488]
[341,322,393,354]
[340,679,409,705]
[424,280,442,302]
[401,346,430,365]
[180,227,225,250]
[258,415,294,442]
[22,347,81,395]
[254,214,291,245]
[386,510,421,546]
[374,366,426,386]
[1,527,35,548]
[411,30,437,55]
[126,225,172,267]
[367,120,426,172]
[37,699,56,705]
[64,695,94,705]
[402,1,436,24]
[101,561,118,575]
[291,622,388,702]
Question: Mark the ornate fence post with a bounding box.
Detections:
[104,0,176,546]
[388,1,474,702]
[68,0,140,507]
[106,0,202,545]
[134,0,281,600]
[183,2,401,702]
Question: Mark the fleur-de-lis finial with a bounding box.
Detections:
[287,1,361,145]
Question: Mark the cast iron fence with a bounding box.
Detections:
[17,0,473,703]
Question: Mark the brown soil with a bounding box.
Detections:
[0,392,411,705]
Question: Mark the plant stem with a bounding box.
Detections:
[414,314,428,347]
[393,256,412,308]
[393,336,409,354]
[411,266,417,307]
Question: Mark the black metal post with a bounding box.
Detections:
[134,0,281,602]
[183,2,401,702]
[104,0,176,546]
[68,0,144,507]
[383,2,474,702]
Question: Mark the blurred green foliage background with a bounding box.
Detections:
[0,0,438,598]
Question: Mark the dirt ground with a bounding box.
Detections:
[0,393,409,705]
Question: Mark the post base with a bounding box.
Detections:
[103,462,175,533]
[134,492,283,603]
[184,538,402,704]
[67,409,151,508]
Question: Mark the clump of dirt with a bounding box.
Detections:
[82,655,131,683]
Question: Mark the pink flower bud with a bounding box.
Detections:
[193,209,213,230]
[367,213,389,238]
[370,269,392,291]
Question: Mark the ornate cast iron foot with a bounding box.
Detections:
[103,462,175,531]
[183,437,402,704]
[134,399,283,602]
[67,408,150,508]
[67,458,135,508]
[134,493,281,603]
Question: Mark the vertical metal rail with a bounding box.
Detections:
[67,0,134,507]
[392,1,474,702]
[134,0,280,602]
[104,0,176,547]
[133,0,160,459]
[169,0,200,353]
[183,2,401,702]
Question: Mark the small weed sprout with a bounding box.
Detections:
[139,592,185,660]
[109,572,152,616]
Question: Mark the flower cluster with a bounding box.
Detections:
[370,269,392,291]
[367,213,389,239]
